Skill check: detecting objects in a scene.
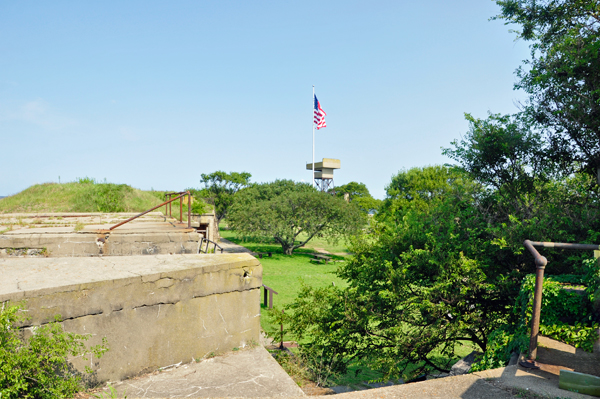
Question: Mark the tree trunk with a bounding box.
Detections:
[283,245,294,256]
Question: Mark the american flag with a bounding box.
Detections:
[314,95,327,130]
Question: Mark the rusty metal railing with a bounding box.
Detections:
[108,191,191,231]
[164,191,192,226]
[520,239,599,369]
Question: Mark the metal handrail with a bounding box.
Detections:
[197,237,223,254]
[164,191,191,225]
[263,284,278,309]
[520,239,599,369]
[108,191,191,231]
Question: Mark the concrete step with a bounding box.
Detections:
[85,348,600,399]
[89,346,304,398]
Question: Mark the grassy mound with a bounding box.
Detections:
[0,180,166,213]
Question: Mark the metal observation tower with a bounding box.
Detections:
[306,158,341,192]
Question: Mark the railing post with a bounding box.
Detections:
[279,309,285,349]
[520,240,549,369]
[528,262,546,362]
[264,286,268,307]
[187,191,191,229]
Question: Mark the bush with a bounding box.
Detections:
[515,274,599,351]
[0,303,108,398]
[473,270,600,371]
[470,326,528,372]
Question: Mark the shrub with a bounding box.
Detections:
[470,326,528,372]
[473,270,600,371]
[0,303,108,398]
[515,274,599,351]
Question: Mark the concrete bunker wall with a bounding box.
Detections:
[0,253,261,383]
[0,231,201,257]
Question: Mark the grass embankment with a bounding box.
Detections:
[0,181,202,221]
[0,182,163,213]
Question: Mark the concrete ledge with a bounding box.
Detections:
[474,365,592,399]
[102,346,305,397]
[0,231,201,257]
[0,254,262,383]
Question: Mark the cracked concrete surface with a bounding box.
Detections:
[102,346,305,398]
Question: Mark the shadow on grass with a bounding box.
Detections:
[222,234,347,261]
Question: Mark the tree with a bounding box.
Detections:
[495,0,600,182]
[228,180,365,255]
[196,171,251,225]
[441,112,564,219]
[288,165,600,378]
[333,182,382,214]
[289,167,511,379]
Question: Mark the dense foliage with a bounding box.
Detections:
[495,0,600,180]
[228,180,365,255]
[196,171,251,224]
[473,270,600,371]
[332,182,382,214]
[288,162,600,379]
[0,303,108,398]
[280,0,600,382]
[290,167,502,378]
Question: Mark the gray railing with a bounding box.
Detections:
[197,237,223,254]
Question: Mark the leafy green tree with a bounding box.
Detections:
[333,182,382,214]
[228,180,365,255]
[196,171,251,225]
[443,112,600,263]
[495,0,600,182]
[289,167,509,379]
[288,165,600,378]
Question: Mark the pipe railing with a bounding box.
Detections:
[263,284,278,309]
[164,191,191,226]
[108,191,191,231]
[520,239,599,369]
[197,237,223,254]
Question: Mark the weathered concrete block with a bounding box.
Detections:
[0,231,202,258]
[449,351,481,376]
[0,254,261,383]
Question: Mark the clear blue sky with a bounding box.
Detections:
[0,0,529,199]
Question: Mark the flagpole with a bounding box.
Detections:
[312,85,315,189]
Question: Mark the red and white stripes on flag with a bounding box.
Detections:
[314,95,327,130]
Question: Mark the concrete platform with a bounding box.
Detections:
[91,363,598,399]
[95,346,305,398]
[87,353,600,398]
[0,212,202,257]
[474,364,592,398]
[91,367,518,398]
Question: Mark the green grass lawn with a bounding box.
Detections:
[219,228,349,335]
